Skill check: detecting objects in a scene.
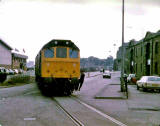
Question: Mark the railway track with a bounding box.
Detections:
[54,98,85,126]
[53,96,127,126]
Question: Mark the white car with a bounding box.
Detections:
[13,69,19,74]
[103,71,111,78]
[0,67,6,74]
[136,76,160,91]
[8,69,15,75]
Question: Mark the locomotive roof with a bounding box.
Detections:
[42,39,79,50]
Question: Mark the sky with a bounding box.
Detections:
[0,0,160,61]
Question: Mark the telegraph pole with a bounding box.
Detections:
[121,0,125,92]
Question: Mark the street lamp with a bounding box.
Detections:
[121,0,125,92]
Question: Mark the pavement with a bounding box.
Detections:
[85,72,102,78]
[95,84,126,99]
[94,78,160,111]
[94,76,160,125]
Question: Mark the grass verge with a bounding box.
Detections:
[0,75,35,88]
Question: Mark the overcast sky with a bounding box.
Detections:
[0,0,160,61]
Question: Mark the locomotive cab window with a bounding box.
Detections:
[56,47,67,58]
[69,49,78,58]
[44,48,54,58]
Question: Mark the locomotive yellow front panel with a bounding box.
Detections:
[42,60,80,78]
[41,47,80,78]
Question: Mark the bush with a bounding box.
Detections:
[3,75,35,85]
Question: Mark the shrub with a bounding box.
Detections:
[3,75,35,85]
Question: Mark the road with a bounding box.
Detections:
[0,71,160,126]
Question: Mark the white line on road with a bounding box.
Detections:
[23,91,39,96]
[24,118,36,121]
[77,99,127,126]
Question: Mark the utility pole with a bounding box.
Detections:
[121,0,125,92]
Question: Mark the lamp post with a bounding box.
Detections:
[113,44,116,58]
[121,0,125,92]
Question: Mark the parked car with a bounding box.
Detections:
[13,69,19,74]
[18,69,23,74]
[0,67,6,74]
[103,71,111,78]
[8,69,15,75]
[136,76,160,91]
[127,74,136,83]
[4,69,10,75]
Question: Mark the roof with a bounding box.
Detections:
[12,50,28,59]
[0,39,13,50]
[144,31,160,41]
[42,39,79,51]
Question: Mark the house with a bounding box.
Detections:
[12,50,28,70]
[0,39,12,68]
[0,39,28,70]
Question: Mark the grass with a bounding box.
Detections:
[0,75,35,87]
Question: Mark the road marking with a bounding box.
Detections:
[24,118,36,121]
[24,91,39,96]
[77,99,127,126]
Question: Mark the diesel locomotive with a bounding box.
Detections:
[35,39,82,95]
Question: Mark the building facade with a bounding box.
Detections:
[0,39,28,70]
[0,39,12,68]
[117,30,160,79]
[12,52,28,70]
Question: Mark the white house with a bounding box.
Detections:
[0,39,12,68]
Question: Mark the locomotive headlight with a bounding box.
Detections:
[66,41,69,45]
[46,63,50,67]
[55,41,58,44]
[73,63,76,67]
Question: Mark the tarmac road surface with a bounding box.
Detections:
[0,71,160,126]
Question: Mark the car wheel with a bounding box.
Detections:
[142,87,147,92]
[137,85,139,90]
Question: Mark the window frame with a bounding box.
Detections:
[69,48,79,58]
[56,47,67,58]
[44,48,54,58]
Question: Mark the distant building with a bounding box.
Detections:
[115,42,129,71]
[12,50,28,70]
[27,61,35,70]
[0,39,28,70]
[0,39,13,68]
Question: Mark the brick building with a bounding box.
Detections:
[118,30,160,79]
[12,50,28,70]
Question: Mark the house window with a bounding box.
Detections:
[155,42,158,54]
[155,62,158,74]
